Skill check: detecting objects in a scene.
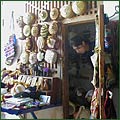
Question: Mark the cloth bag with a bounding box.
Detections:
[75,106,90,119]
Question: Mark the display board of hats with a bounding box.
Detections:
[10,1,96,78]
[15,9,61,78]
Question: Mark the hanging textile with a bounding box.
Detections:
[90,87,99,119]
[4,11,17,65]
[104,90,117,119]
[107,21,119,86]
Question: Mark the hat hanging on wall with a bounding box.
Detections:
[31,24,39,37]
[23,25,31,37]
[37,36,45,50]
[20,51,29,64]
[45,49,57,64]
[25,37,33,52]
[40,23,49,38]
[72,1,86,15]
[37,51,45,62]
[47,36,56,48]
[48,21,58,35]
[60,4,74,18]
[16,16,25,28]
[50,8,59,20]
[29,52,37,65]
[39,10,48,22]
[17,28,26,40]
[23,12,35,25]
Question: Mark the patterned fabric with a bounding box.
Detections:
[104,90,116,119]
[90,88,99,119]
[4,34,17,65]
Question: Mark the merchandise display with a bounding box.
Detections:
[23,25,31,37]
[50,8,59,20]
[37,36,45,50]
[45,49,57,64]
[39,10,48,22]
[48,21,58,35]
[1,1,118,119]
[23,12,35,25]
[31,24,39,37]
[72,1,86,15]
[60,4,74,18]
[40,23,49,38]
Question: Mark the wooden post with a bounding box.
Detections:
[98,4,105,119]
[62,24,69,118]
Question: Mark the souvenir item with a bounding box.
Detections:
[60,4,74,18]
[106,64,115,89]
[104,90,117,118]
[11,83,25,95]
[20,75,28,83]
[72,1,86,15]
[25,76,32,86]
[75,106,90,119]
[1,88,8,95]
[16,16,25,28]
[41,79,49,90]
[4,42,15,59]
[17,28,26,40]
[91,52,99,87]
[43,68,51,77]
[20,51,29,64]
[40,24,49,38]
[69,101,75,115]
[45,49,57,64]
[15,84,25,94]
[90,88,99,119]
[48,21,58,35]
[37,51,45,62]
[47,36,56,48]
[4,34,17,65]
[25,37,32,52]
[50,8,59,20]
[85,90,94,102]
[37,36,45,50]
[36,77,43,90]
[23,25,31,37]
[30,77,38,87]
[29,52,37,64]
[31,24,39,37]
[39,10,48,22]
[23,12,35,25]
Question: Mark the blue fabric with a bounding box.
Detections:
[1,104,59,115]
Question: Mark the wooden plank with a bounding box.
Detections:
[62,24,69,118]
[47,1,50,10]
[62,14,96,25]
[98,4,105,119]
[41,1,43,10]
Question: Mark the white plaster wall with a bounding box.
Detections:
[1,1,26,70]
[104,1,119,19]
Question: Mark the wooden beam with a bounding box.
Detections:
[62,24,69,118]
[62,14,96,25]
[98,4,105,119]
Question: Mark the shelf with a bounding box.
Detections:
[62,14,96,25]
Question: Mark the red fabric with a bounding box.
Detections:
[104,90,116,119]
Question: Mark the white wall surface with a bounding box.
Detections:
[104,1,119,20]
[1,1,26,70]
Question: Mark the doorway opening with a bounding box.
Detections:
[65,22,96,118]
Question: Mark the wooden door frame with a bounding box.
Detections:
[62,4,104,118]
[61,16,96,118]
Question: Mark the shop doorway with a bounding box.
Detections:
[62,21,96,118]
